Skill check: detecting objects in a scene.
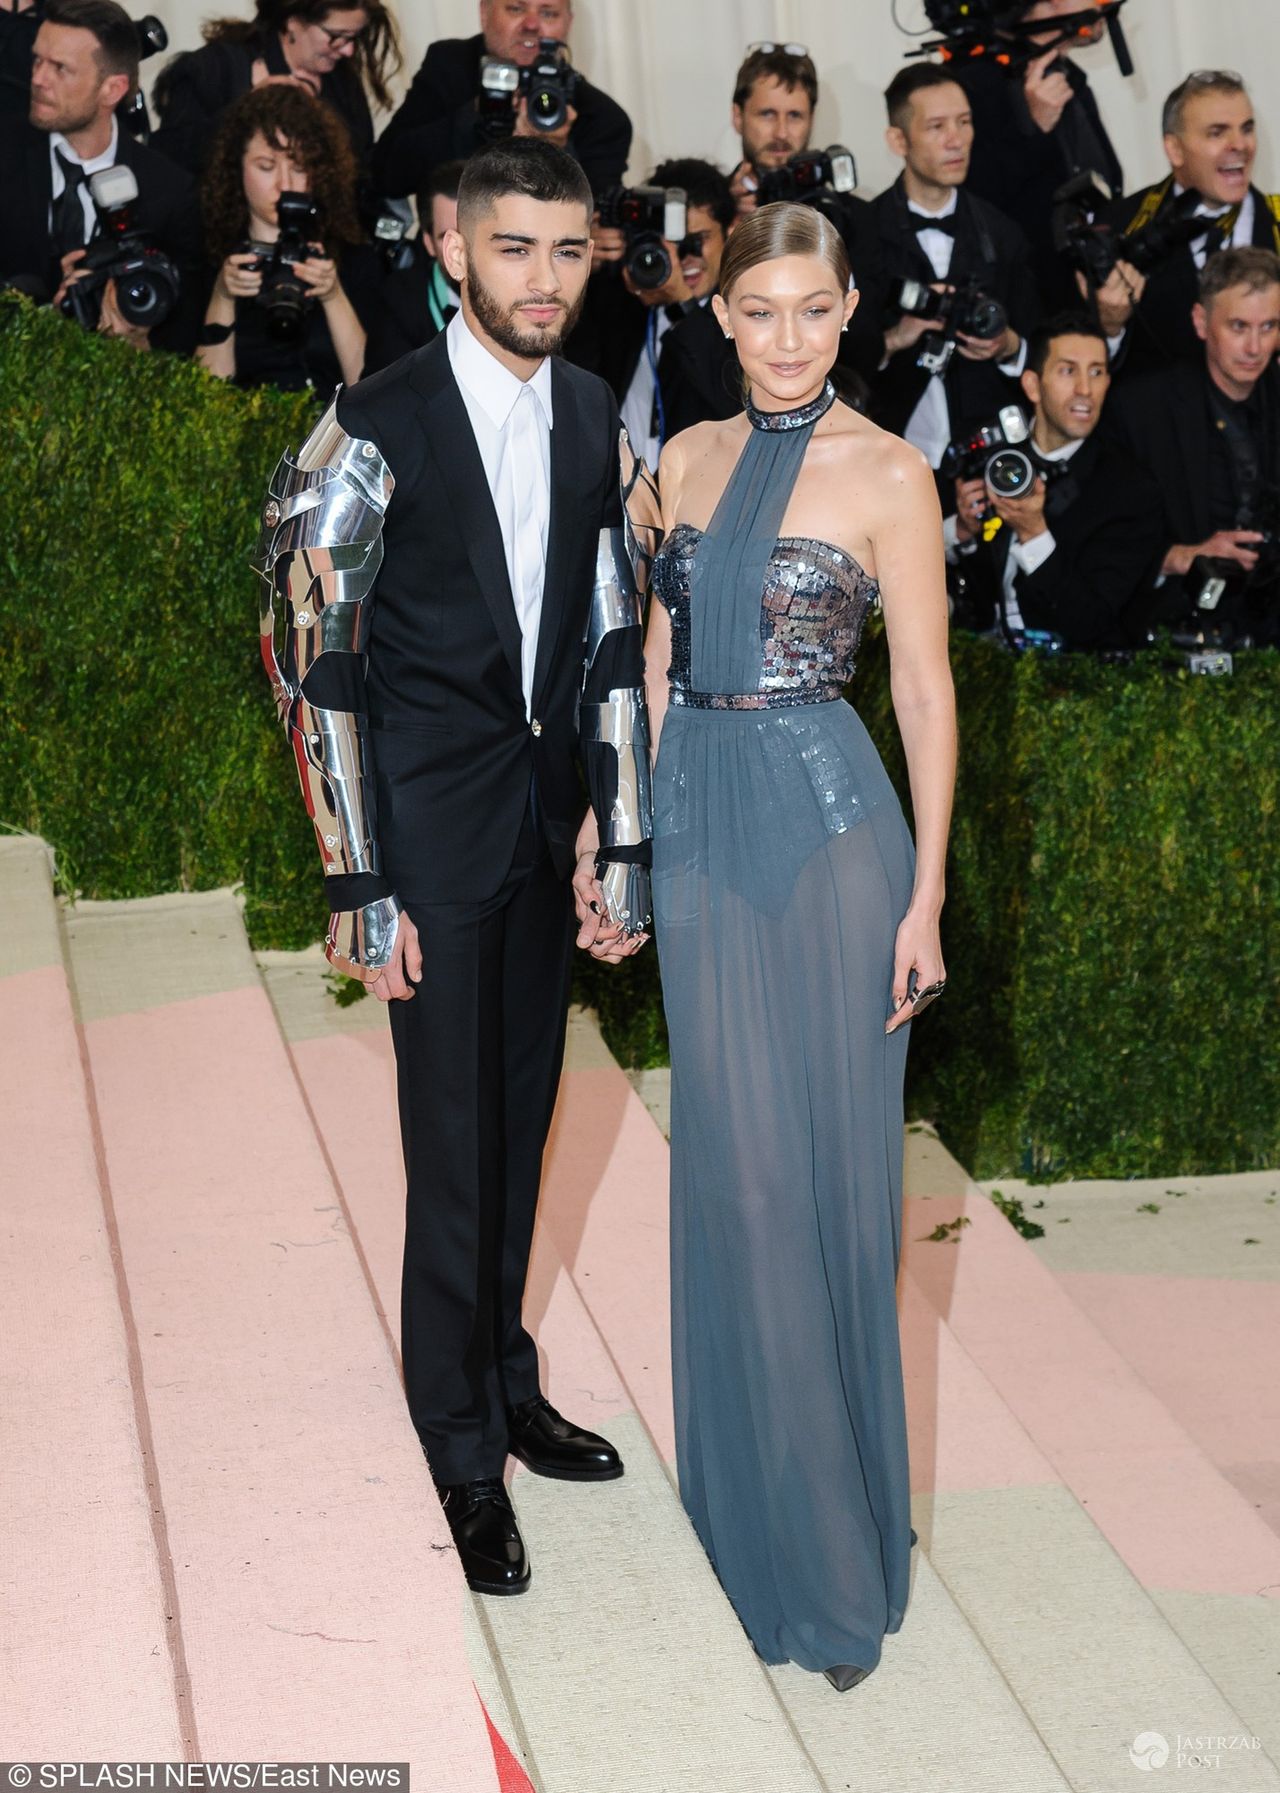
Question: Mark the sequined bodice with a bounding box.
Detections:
[652,522,880,711]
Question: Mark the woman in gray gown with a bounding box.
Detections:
[637,202,956,1690]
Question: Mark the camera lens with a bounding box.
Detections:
[628,237,672,291]
[985,448,1035,500]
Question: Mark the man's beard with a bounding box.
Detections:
[466,266,585,360]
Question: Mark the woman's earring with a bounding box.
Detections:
[724,331,734,341]
[840,323,849,333]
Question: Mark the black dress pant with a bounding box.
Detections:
[388,803,576,1483]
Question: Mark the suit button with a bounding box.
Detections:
[531,718,543,737]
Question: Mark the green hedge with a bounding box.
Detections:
[3,296,1277,1179]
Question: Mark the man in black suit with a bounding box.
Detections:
[1096,71,1280,380]
[873,65,1042,487]
[1103,248,1280,644]
[362,158,463,374]
[958,0,1122,304]
[724,42,886,388]
[372,0,630,203]
[946,312,1163,650]
[256,140,648,1595]
[0,0,202,349]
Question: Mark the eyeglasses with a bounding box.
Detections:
[746,41,811,60]
[318,22,363,46]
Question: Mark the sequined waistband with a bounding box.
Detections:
[667,686,845,712]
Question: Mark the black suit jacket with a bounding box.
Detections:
[1100,181,1280,380]
[372,33,631,200]
[959,54,1122,304]
[0,1,41,118]
[871,176,1042,445]
[956,434,1165,649]
[151,32,373,178]
[362,245,451,375]
[0,114,203,351]
[332,331,621,904]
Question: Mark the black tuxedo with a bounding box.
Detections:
[1100,181,1280,380]
[152,32,373,178]
[0,114,203,352]
[361,244,453,375]
[332,330,621,1481]
[871,176,1042,448]
[371,33,631,200]
[959,54,1122,304]
[953,434,1165,649]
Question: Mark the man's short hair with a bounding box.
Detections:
[651,158,735,237]
[1162,69,1247,139]
[44,0,139,89]
[416,159,466,236]
[884,63,966,132]
[732,47,817,112]
[1026,311,1109,380]
[456,139,593,235]
[1199,246,1280,308]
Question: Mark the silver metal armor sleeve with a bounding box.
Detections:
[252,394,401,979]
[579,427,664,936]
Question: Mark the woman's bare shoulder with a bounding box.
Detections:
[826,406,934,495]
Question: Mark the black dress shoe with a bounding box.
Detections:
[505,1396,624,1481]
[436,1476,530,1595]
[823,1664,872,1692]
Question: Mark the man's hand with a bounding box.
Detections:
[367,910,423,1002]
[884,288,950,359]
[953,476,988,544]
[1024,49,1074,133]
[591,211,626,265]
[513,94,577,150]
[572,852,648,963]
[1163,531,1264,578]
[1076,258,1145,336]
[729,159,759,218]
[51,246,90,310]
[994,475,1049,544]
[96,277,151,349]
[956,322,1021,364]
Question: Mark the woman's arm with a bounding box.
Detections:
[870,438,957,1032]
[297,255,367,385]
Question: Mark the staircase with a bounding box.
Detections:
[3,832,1277,1791]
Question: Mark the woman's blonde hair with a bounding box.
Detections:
[717,201,851,302]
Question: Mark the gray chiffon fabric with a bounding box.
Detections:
[650,393,917,1675]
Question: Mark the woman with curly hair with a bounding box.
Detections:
[196,84,377,391]
[153,0,401,180]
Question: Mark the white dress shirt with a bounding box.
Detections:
[446,308,553,720]
[620,304,677,470]
[48,117,119,241]
[903,190,1028,469]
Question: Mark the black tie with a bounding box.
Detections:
[52,150,88,256]
[910,212,957,237]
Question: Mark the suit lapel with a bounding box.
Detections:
[412,338,525,696]
[531,360,581,712]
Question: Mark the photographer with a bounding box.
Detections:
[1096,72,1280,379]
[371,1,630,201]
[1,0,40,116]
[196,83,375,391]
[0,0,201,349]
[724,41,886,383]
[959,0,1123,303]
[947,312,1163,650]
[873,65,1041,482]
[1103,248,1280,645]
[362,159,462,374]
[151,0,400,181]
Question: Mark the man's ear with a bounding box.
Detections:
[1192,300,1208,343]
[102,71,131,113]
[422,230,438,260]
[1164,132,1185,179]
[731,103,743,140]
[885,123,908,162]
[440,225,467,285]
[1020,367,1041,409]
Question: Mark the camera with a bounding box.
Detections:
[912,0,1134,78]
[896,273,1007,376]
[60,164,180,332]
[1188,483,1280,621]
[756,146,857,211]
[238,190,323,342]
[478,37,581,140]
[596,185,688,291]
[942,405,1034,515]
[119,14,168,144]
[1052,172,1207,290]
[373,198,417,275]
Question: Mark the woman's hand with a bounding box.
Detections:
[571,851,648,963]
[215,250,262,303]
[886,903,946,1036]
[297,254,340,304]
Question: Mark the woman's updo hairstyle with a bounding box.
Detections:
[717,201,851,303]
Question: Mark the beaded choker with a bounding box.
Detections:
[745,378,836,432]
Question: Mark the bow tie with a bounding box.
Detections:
[909,211,957,237]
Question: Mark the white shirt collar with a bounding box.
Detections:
[1031,433,1087,464]
[906,188,959,222]
[50,115,119,178]
[447,308,553,431]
